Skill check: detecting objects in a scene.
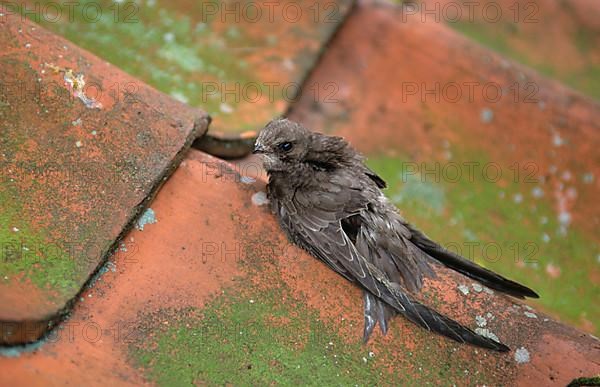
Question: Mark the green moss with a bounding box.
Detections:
[129,272,502,385]
[574,27,594,55]
[0,188,79,295]
[450,21,530,67]
[0,115,80,295]
[127,207,508,385]
[565,65,600,100]
[129,282,397,385]
[367,150,600,334]
[12,0,265,122]
[128,205,506,385]
[9,0,335,131]
[449,12,600,100]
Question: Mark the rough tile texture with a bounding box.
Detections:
[289,0,600,336]
[20,0,354,134]
[431,0,600,100]
[0,150,597,386]
[0,13,209,344]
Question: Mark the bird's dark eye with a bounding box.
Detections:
[278,142,293,152]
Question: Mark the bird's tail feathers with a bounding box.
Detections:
[401,296,510,352]
[363,291,396,342]
[409,227,539,299]
[362,262,510,352]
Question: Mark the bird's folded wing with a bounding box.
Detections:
[405,224,539,298]
[279,177,508,351]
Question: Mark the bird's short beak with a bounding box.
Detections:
[253,143,266,154]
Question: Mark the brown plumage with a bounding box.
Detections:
[254,118,538,352]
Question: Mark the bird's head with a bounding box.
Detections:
[253,118,312,172]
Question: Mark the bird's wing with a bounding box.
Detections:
[363,166,387,188]
[272,169,371,283]
[405,224,539,299]
[276,170,509,351]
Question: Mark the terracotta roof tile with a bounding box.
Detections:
[0,150,598,385]
[0,13,209,344]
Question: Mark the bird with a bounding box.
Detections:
[253,118,539,352]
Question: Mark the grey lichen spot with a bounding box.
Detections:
[240,176,256,185]
[393,173,446,215]
[524,311,538,319]
[483,286,494,295]
[457,284,470,295]
[472,283,483,293]
[552,133,565,147]
[538,100,546,110]
[220,102,234,114]
[106,261,117,272]
[514,347,530,364]
[251,191,269,206]
[0,340,45,358]
[582,172,594,184]
[475,315,487,327]
[475,328,499,342]
[480,108,494,124]
[170,91,188,104]
[136,208,157,230]
[513,193,523,204]
[531,186,544,198]
[44,63,103,109]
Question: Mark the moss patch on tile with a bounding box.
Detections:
[17,0,351,132]
[129,273,504,385]
[0,120,80,296]
[128,210,503,385]
[19,0,257,120]
[0,188,79,295]
[129,285,397,385]
[366,151,600,334]
[448,7,600,100]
